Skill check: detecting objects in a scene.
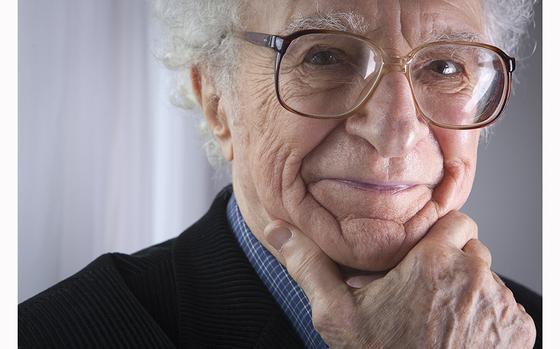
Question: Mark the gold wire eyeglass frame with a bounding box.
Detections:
[243,29,516,130]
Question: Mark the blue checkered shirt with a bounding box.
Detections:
[227,195,329,349]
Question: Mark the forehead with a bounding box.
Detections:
[249,0,485,46]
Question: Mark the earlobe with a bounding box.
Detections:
[214,103,234,161]
[190,66,234,161]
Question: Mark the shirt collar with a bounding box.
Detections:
[226,195,328,349]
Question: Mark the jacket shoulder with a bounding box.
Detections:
[19,243,178,348]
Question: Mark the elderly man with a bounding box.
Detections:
[19,0,540,348]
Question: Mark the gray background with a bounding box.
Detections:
[19,1,541,301]
[462,3,542,293]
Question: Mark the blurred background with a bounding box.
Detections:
[19,0,542,302]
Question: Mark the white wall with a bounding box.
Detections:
[18,0,227,302]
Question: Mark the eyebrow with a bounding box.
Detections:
[283,11,370,35]
[427,31,483,43]
[282,12,483,44]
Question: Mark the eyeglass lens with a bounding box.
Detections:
[278,33,508,126]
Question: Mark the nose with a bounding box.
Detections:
[345,72,429,158]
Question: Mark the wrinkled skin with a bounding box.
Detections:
[265,212,536,348]
[192,0,536,347]
[228,0,480,273]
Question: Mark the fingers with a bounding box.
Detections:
[491,271,535,344]
[264,220,350,306]
[345,273,386,289]
[463,239,492,267]
[417,211,478,250]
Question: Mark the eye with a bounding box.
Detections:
[303,48,346,66]
[426,60,463,76]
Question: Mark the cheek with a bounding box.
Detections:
[231,70,340,222]
[231,59,285,165]
[431,128,480,212]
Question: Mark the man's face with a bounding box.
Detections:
[226,0,483,272]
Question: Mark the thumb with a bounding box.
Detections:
[414,210,478,251]
[264,220,349,306]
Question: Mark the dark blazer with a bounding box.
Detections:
[19,186,542,348]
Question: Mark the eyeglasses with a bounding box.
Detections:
[243,30,515,130]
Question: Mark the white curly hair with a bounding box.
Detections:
[151,0,538,169]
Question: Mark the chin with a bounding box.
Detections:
[306,180,435,271]
[334,217,410,271]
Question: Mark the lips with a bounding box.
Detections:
[335,179,418,194]
[307,177,433,222]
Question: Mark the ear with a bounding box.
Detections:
[191,66,234,161]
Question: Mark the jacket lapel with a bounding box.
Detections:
[172,186,305,348]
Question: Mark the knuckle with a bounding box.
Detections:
[466,256,494,274]
[491,271,507,288]
[464,258,492,289]
[474,240,491,256]
[470,261,493,286]
[501,287,516,304]
[492,282,516,306]
[454,212,478,234]
[468,254,488,272]
[490,285,515,309]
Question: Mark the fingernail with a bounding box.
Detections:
[266,228,292,252]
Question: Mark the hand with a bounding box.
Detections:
[264,211,536,349]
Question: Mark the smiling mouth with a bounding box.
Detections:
[335,179,418,194]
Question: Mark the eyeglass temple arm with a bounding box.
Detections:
[243,32,286,53]
[507,57,516,73]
